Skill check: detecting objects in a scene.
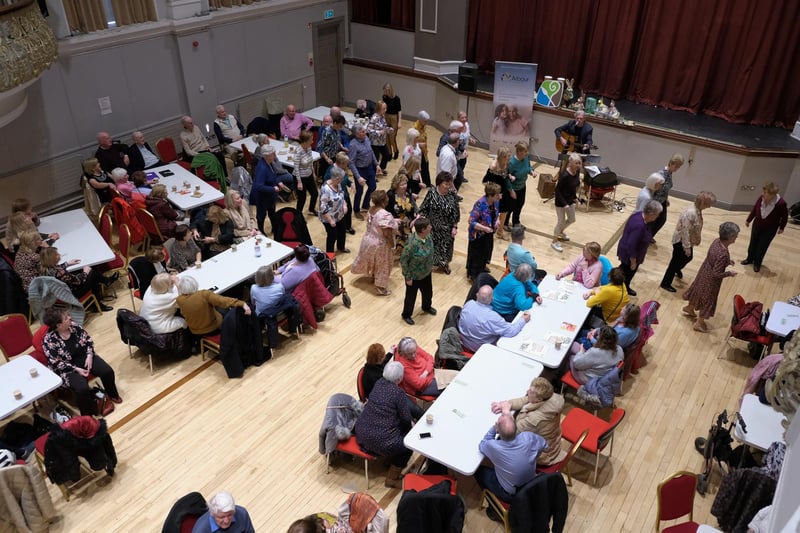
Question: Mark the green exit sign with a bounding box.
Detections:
[324,9,334,19]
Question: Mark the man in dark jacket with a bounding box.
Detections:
[127,131,164,172]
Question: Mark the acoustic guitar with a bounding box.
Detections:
[555,134,598,154]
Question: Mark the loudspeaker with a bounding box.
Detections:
[458,63,478,94]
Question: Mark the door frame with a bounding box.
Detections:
[312,17,345,107]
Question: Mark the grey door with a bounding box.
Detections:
[314,20,343,107]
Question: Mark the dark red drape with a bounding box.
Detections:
[467,0,800,128]
[351,0,413,31]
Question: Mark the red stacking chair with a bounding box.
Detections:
[155,138,191,170]
[0,313,34,362]
[561,407,625,485]
[655,471,700,532]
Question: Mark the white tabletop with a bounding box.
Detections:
[697,526,723,533]
[39,209,116,272]
[303,105,356,125]
[0,355,63,420]
[147,164,224,210]
[734,394,786,451]
[177,236,293,294]
[765,301,800,337]
[228,137,320,169]
[496,277,591,368]
[403,344,543,475]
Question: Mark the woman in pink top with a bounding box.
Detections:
[556,241,602,288]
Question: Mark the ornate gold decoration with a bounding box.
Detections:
[766,334,800,428]
[0,1,58,93]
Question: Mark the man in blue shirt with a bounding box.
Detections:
[459,285,529,352]
[505,225,537,275]
[192,491,254,533]
[475,413,546,503]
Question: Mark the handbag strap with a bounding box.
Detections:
[605,289,625,321]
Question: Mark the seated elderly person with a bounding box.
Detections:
[126,131,163,172]
[111,168,134,200]
[459,285,530,352]
[192,491,254,533]
[569,325,623,385]
[505,225,537,274]
[491,263,542,322]
[579,303,640,352]
[146,184,182,239]
[197,204,234,258]
[250,266,285,316]
[360,343,392,399]
[555,241,603,289]
[394,336,458,398]
[491,377,565,466]
[354,361,424,488]
[276,244,319,292]
[475,413,546,504]
[176,275,250,335]
[280,104,313,141]
[42,307,122,415]
[139,273,187,334]
[583,267,630,323]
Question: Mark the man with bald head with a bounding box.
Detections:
[458,285,530,352]
[95,131,129,172]
[476,413,546,504]
[279,104,313,141]
[126,131,163,172]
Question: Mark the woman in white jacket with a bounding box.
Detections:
[139,273,187,334]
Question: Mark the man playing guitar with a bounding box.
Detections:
[554,110,594,154]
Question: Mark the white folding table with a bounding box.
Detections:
[39,209,115,272]
[228,137,320,169]
[303,105,356,125]
[765,301,800,337]
[0,355,63,420]
[403,344,543,475]
[734,394,786,452]
[177,236,293,294]
[496,277,591,368]
[148,163,224,210]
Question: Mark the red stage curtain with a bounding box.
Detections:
[352,0,413,31]
[467,0,800,128]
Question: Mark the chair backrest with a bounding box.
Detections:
[733,294,746,323]
[597,408,626,450]
[99,213,114,246]
[81,175,102,222]
[118,224,132,261]
[356,366,367,402]
[273,207,313,246]
[156,137,179,163]
[136,208,165,242]
[0,313,33,360]
[656,471,697,531]
[241,143,253,168]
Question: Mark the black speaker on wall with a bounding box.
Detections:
[458,63,478,94]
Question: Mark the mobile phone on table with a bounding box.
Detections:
[419,432,432,439]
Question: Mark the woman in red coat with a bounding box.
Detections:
[742,182,788,273]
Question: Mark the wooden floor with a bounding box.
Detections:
[3,119,798,533]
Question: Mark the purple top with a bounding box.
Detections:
[277,259,319,292]
[617,211,652,264]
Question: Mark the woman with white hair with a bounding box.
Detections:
[193,491,254,533]
[139,273,187,334]
[635,172,665,213]
[175,275,250,335]
[413,110,432,187]
[111,167,134,199]
[402,128,421,164]
[354,360,424,488]
[491,263,542,322]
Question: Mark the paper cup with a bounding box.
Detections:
[13,390,22,400]
[29,368,38,377]
[195,260,202,269]
[426,413,434,425]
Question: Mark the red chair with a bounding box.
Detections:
[241,143,253,172]
[156,137,191,170]
[656,471,700,532]
[326,436,377,489]
[77,290,104,316]
[98,215,127,284]
[135,208,166,249]
[356,367,367,402]
[536,428,589,486]
[403,473,458,495]
[561,407,626,485]
[728,295,773,359]
[622,327,647,379]
[200,333,221,360]
[0,313,34,362]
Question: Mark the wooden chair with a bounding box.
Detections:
[200,333,221,360]
[656,471,700,532]
[561,407,625,485]
[135,208,166,250]
[33,428,111,501]
[536,428,590,486]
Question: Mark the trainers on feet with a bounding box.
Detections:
[559,233,570,241]
[551,242,563,252]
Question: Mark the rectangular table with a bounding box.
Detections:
[228,137,320,169]
[303,105,356,125]
[0,355,63,420]
[496,277,592,368]
[403,344,543,475]
[148,163,224,210]
[39,209,115,272]
[734,394,786,452]
[765,301,800,337]
[177,236,293,294]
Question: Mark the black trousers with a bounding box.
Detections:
[67,355,118,416]
[343,194,353,230]
[295,175,318,213]
[454,158,467,190]
[650,201,668,237]
[323,221,347,253]
[466,234,494,279]
[745,224,779,268]
[402,274,433,318]
[420,155,432,187]
[255,200,276,235]
[509,186,527,226]
[372,144,390,171]
[619,259,638,291]
[661,242,693,287]
[71,268,106,301]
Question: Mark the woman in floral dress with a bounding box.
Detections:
[386,171,418,251]
[418,172,460,275]
[351,190,398,296]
